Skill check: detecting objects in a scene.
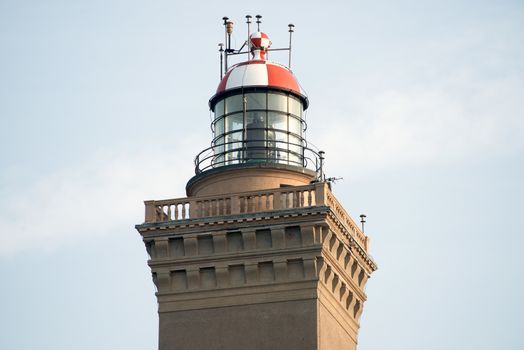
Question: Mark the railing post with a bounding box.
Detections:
[144,200,156,223]
[226,197,232,215]
[159,205,166,221]
[189,199,198,218]
[314,182,328,205]
[181,202,187,219]
[273,192,281,210]
[246,196,252,213]
[231,195,240,214]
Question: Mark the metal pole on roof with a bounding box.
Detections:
[360,214,367,233]
[318,150,325,181]
[246,15,252,61]
[222,17,229,71]
[288,24,295,69]
[218,43,224,79]
[243,96,248,162]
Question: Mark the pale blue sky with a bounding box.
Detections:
[1,1,523,349]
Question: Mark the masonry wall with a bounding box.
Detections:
[137,187,376,350]
[159,299,317,350]
[318,300,357,350]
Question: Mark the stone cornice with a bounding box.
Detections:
[325,212,378,272]
[137,205,377,272]
[158,280,318,313]
[136,206,330,234]
[149,245,322,269]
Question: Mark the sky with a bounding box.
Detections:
[1,0,523,349]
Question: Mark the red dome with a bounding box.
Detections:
[216,60,305,98]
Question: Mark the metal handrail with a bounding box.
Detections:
[194,139,324,179]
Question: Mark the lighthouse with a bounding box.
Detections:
[136,16,377,350]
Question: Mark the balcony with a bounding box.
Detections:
[143,182,369,252]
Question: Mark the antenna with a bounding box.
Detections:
[326,176,343,184]
[222,17,229,70]
[288,24,294,68]
[218,16,295,72]
[246,15,252,61]
[242,95,247,158]
[218,43,224,79]
[226,20,234,53]
[360,214,367,233]
[318,150,325,181]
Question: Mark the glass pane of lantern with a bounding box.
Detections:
[214,117,225,137]
[268,112,287,131]
[271,130,288,154]
[214,99,225,118]
[288,153,301,166]
[268,93,288,112]
[274,148,288,163]
[245,111,266,129]
[214,136,225,154]
[214,136,225,167]
[289,96,302,117]
[226,131,243,163]
[266,129,276,147]
[225,94,243,114]
[226,113,244,132]
[246,93,266,110]
[289,115,302,136]
[288,135,303,165]
[272,130,288,142]
[215,154,224,167]
[265,129,280,162]
[245,111,266,161]
[289,134,302,147]
[226,131,243,147]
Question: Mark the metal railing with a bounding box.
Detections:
[194,139,324,179]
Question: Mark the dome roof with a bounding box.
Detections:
[212,60,307,107]
[216,60,304,95]
[210,31,308,110]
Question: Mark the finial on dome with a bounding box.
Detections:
[249,32,271,60]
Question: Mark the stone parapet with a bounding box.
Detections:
[140,182,371,253]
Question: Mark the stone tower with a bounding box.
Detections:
[135,17,377,350]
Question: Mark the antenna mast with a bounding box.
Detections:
[218,43,224,79]
[288,24,294,68]
[360,214,367,233]
[318,150,325,181]
[246,15,252,61]
[217,16,297,74]
[222,17,229,71]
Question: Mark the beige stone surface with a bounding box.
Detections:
[136,180,376,350]
[318,300,357,350]
[186,166,316,197]
[159,300,317,350]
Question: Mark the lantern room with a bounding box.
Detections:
[189,17,324,196]
[209,50,309,168]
